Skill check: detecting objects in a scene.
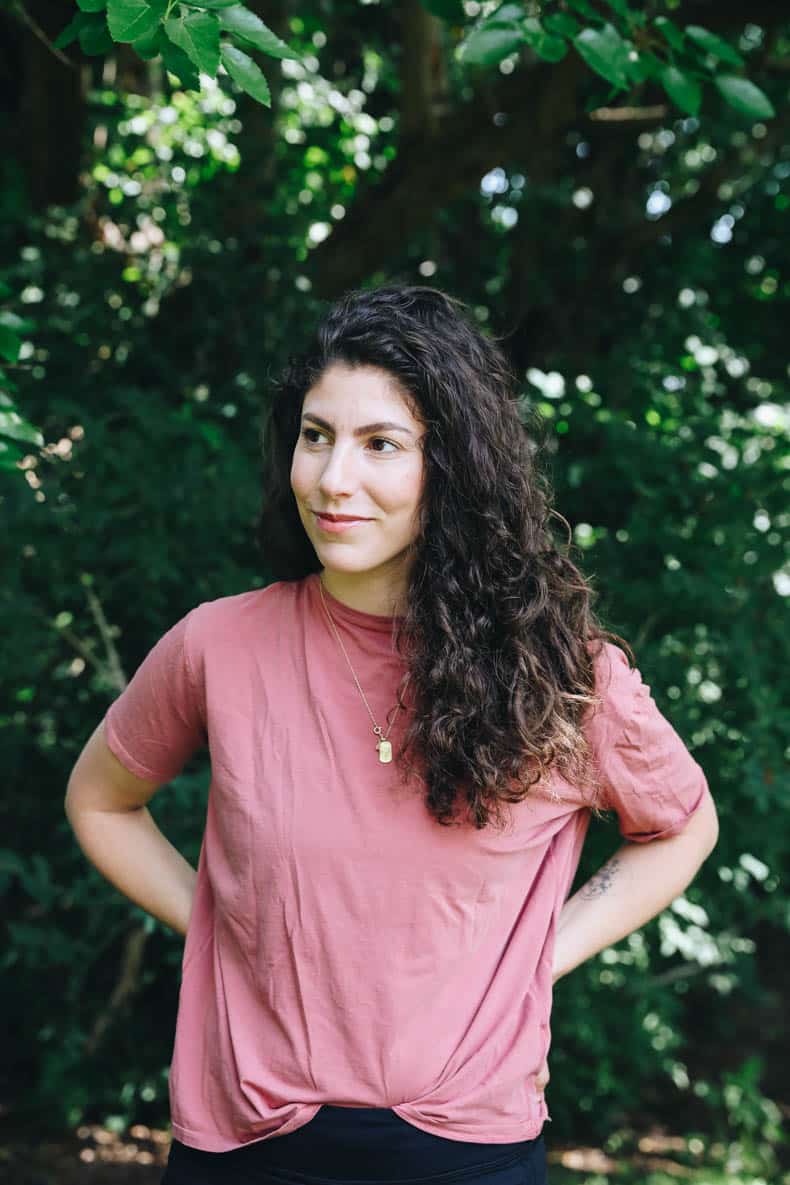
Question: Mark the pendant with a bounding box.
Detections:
[377,739,393,763]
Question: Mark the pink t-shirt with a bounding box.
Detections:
[103,571,711,1151]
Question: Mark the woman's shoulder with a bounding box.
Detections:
[587,637,633,691]
[185,580,303,653]
[582,637,644,737]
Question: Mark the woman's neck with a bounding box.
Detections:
[319,568,407,618]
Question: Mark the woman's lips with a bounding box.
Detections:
[314,512,370,534]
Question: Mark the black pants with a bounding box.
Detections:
[161,1106,548,1184]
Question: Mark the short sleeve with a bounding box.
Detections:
[588,642,710,843]
[103,608,207,783]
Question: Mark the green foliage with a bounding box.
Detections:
[0,292,43,472]
[44,0,778,117]
[52,0,301,105]
[108,0,167,42]
[455,2,775,120]
[220,43,271,106]
[1,2,788,1171]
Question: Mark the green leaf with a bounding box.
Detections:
[107,0,166,42]
[543,12,579,39]
[566,0,599,19]
[220,42,271,105]
[77,14,113,55]
[626,50,661,85]
[76,0,107,12]
[418,0,466,22]
[0,311,35,334]
[660,64,702,115]
[217,6,300,60]
[165,9,221,75]
[490,2,524,19]
[573,23,631,89]
[53,12,86,49]
[521,18,567,63]
[654,15,684,52]
[457,20,523,67]
[0,325,20,364]
[0,444,27,472]
[685,25,744,67]
[161,37,201,88]
[715,75,775,120]
[0,410,43,446]
[132,25,165,57]
[186,0,243,6]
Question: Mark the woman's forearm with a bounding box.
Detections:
[66,804,197,936]
[552,820,718,984]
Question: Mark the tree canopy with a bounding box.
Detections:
[1,2,788,1178]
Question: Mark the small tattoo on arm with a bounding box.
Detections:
[580,856,622,899]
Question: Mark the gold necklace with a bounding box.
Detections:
[317,575,406,764]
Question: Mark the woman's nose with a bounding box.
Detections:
[318,446,358,494]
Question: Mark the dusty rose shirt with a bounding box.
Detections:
[103,571,711,1151]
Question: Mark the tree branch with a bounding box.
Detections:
[399,0,442,144]
[84,924,149,1056]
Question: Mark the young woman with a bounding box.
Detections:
[65,283,719,1185]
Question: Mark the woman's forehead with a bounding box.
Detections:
[303,364,424,427]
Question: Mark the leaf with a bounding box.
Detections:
[165,9,221,75]
[543,12,579,39]
[0,325,20,364]
[0,443,26,472]
[76,0,107,12]
[626,50,662,85]
[685,25,744,67]
[220,42,271,105]
[715,76,775,121]
[186,0,243,6]
[654,15,684,52]
[490,2,524,20]
[107,0,166,42]
[573,23,631,89]
[660,65,702,115]
[132,25,165,57]
[0,311,35,334]
[457,20,523,67]
[161,38,201,88]
[217,6,300,60]
[0,410,43,446]
[521,18,567,63]
[53,12,87,49]
[78,14,113,55]
[566,0,599,19]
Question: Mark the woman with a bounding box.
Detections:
[65,282,719,1185]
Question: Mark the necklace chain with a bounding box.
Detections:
[317,575,404,761]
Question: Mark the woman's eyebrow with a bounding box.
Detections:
[301,413,414,437]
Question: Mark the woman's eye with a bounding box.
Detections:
[301,428,398,453]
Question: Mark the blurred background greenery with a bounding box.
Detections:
[1,1,788,1182]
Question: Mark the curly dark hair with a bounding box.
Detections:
[256,282,631,831]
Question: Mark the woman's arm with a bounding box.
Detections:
[65,721,197,937]
[552,790,719,984]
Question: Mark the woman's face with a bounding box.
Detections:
[290,362,427,593]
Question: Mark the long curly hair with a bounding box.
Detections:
[256,282,631,831]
